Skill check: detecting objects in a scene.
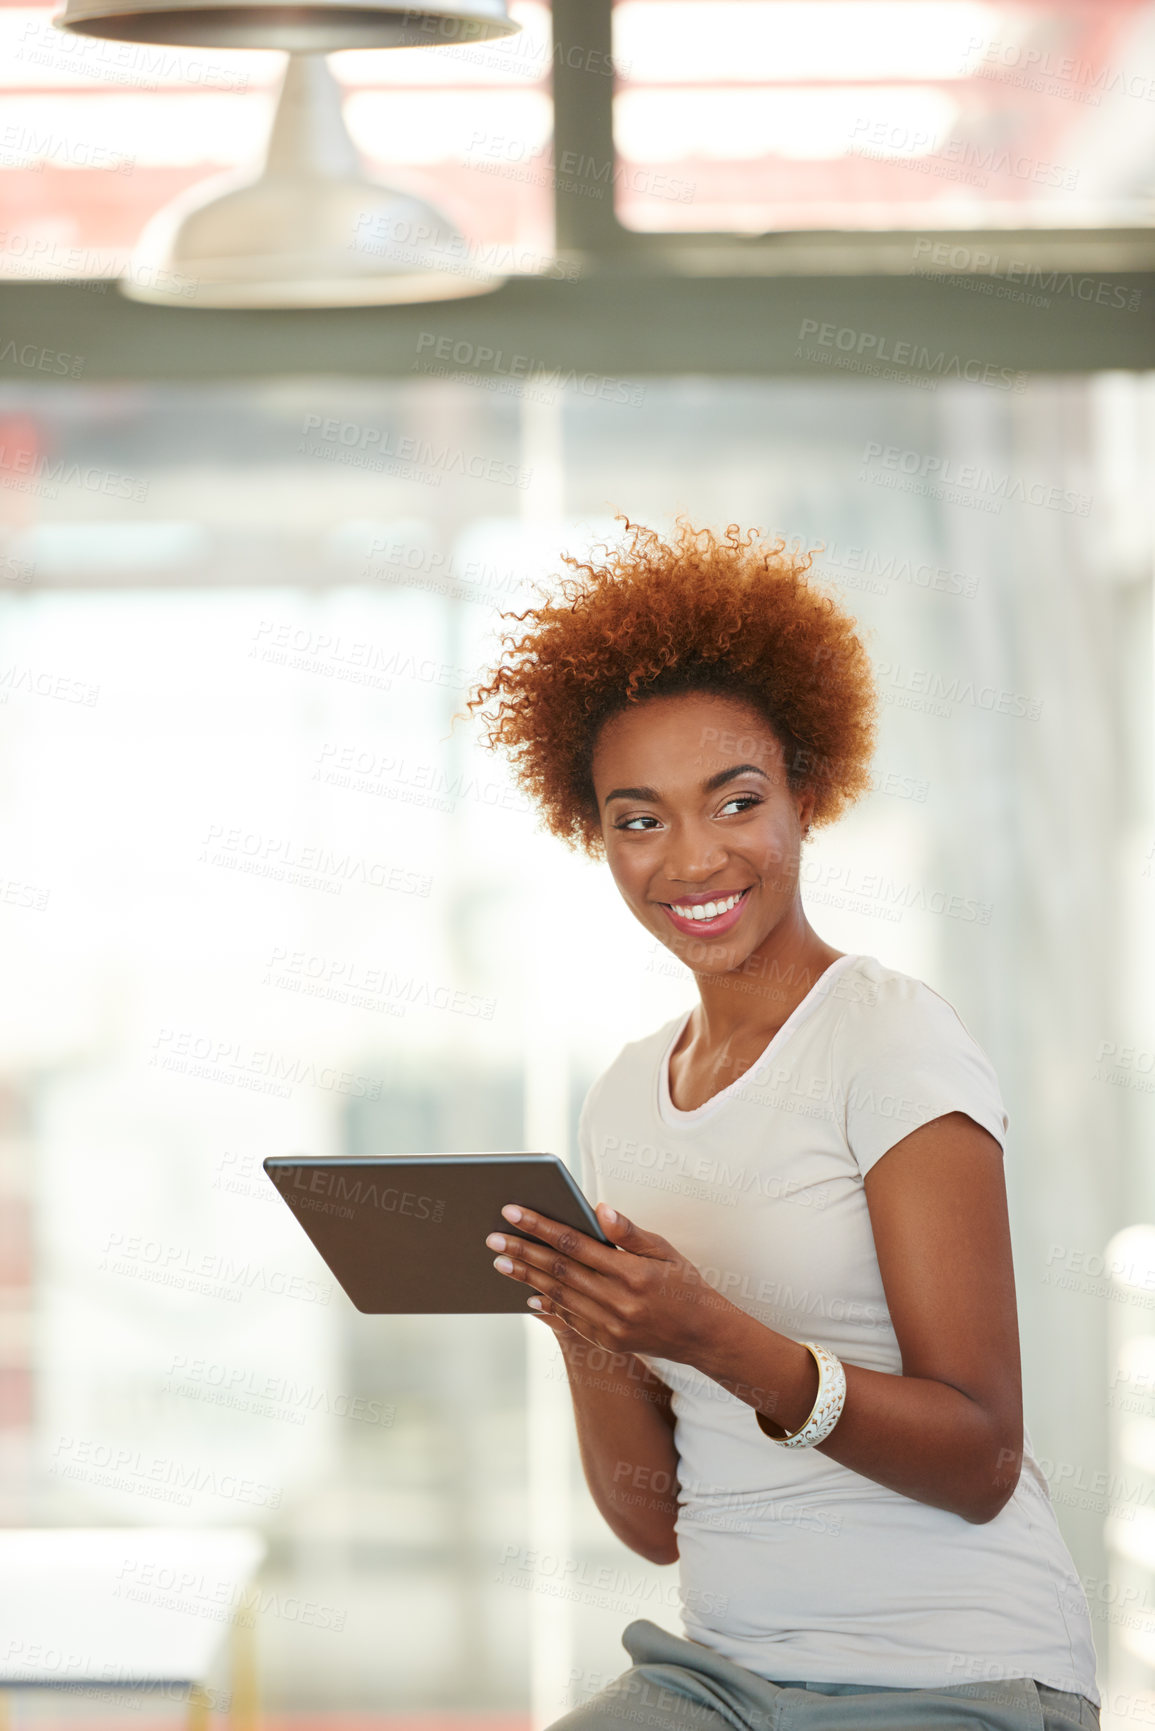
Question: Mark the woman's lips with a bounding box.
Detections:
[659,886,752,937]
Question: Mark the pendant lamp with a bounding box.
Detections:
[51,0,518,53]
[118,51,504,306]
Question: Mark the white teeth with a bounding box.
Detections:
[670,889,745,921]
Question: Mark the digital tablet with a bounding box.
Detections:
[262,1152,614,1314]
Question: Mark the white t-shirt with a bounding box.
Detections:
[576,951,1100,1704]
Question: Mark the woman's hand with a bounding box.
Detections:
[485,1200,741,1365]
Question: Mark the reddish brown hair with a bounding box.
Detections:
[461,516,878,858]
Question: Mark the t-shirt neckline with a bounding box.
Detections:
[656,952,862,1128]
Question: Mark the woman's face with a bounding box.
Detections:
[590,691,816,974]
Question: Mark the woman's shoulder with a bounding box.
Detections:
[835,954,979,1042]
[831,957,1009,1172]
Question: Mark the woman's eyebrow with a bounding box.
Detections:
[603,763,771,806]
[703,762,771,793]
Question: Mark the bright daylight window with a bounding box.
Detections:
[611,0,1155,232]
[0,371,1150,1713]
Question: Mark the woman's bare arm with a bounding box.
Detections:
[555,1329,681,1565]
[698,1110,1023,1523]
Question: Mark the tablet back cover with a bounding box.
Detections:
[263,1153,606,1313]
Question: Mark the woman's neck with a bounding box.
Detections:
[686,920,844,1051]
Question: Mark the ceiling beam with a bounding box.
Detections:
[0,268,1150,382]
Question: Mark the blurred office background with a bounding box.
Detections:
[0,1,1154,1727]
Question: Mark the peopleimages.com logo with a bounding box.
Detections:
[859,442,1093,516]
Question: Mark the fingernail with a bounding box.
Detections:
[502,1205,522,1222]
[486,1234,505,1250]
[603,1206,618,1222]
[493,1255,513,1273]
[527,1297,543,1310]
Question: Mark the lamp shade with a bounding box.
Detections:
[52,0,517,52]
[119,53,505,307]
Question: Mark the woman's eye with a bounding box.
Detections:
[615,796,760,831]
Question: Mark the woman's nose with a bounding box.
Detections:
[658,829,728,885]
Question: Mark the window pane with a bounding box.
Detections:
[611,0,1155,231]
[1,371,1150,1713]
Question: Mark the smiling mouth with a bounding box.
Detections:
[660,886,752,925]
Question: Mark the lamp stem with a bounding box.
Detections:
[261,51,363,179]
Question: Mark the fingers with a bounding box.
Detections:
[492,1244,628,1336]
[493,1204,623,1274]
[596,1205,671,1257]
[531,1294,609,1350]
[498,1202,670,1265]
[527,1304,568,1333]
[532,1294,586,1336]
[490,1233,620,1304]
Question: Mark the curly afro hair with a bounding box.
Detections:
[461,515,879,859]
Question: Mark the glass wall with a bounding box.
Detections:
[611,0,1155,232]
[0,370,1152,1719]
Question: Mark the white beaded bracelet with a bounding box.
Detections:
[755,1341,847,1448]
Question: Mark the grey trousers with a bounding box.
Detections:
[547,1618,1101,1731]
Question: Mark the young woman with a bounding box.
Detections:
[464,519,1101,1730]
